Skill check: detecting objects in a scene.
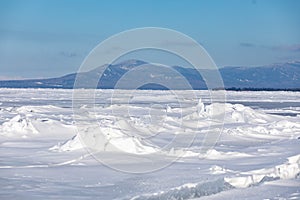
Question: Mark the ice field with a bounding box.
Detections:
[0,89,300,199]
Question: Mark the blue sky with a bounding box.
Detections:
[0,0,300,79]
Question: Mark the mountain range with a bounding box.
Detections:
[0,60,299,90]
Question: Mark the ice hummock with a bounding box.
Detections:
[51,100,300,157]
[0,115,39,138]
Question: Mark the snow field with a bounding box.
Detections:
[0,89,299,199]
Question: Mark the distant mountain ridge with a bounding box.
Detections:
[0,60,299,90]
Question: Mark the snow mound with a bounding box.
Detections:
[0,115,76,138]
[167,148,200,157]
[51,125,158,154]
[203,149,252,160]
[0,115,39,138]
[49,134,83,152]
[209,165,234,174]
[203,103,280,123]
[182,102,284,125]
[202,103,300,138]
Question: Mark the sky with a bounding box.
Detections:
[0,0,300,79]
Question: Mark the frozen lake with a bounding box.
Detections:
[0,89,299,199]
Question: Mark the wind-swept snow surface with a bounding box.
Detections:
[0,89,299,199]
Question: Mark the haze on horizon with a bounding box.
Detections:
[0,0,300,79]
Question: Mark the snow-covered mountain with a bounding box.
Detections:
[220,61,300,89]
[0,60,299,90]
